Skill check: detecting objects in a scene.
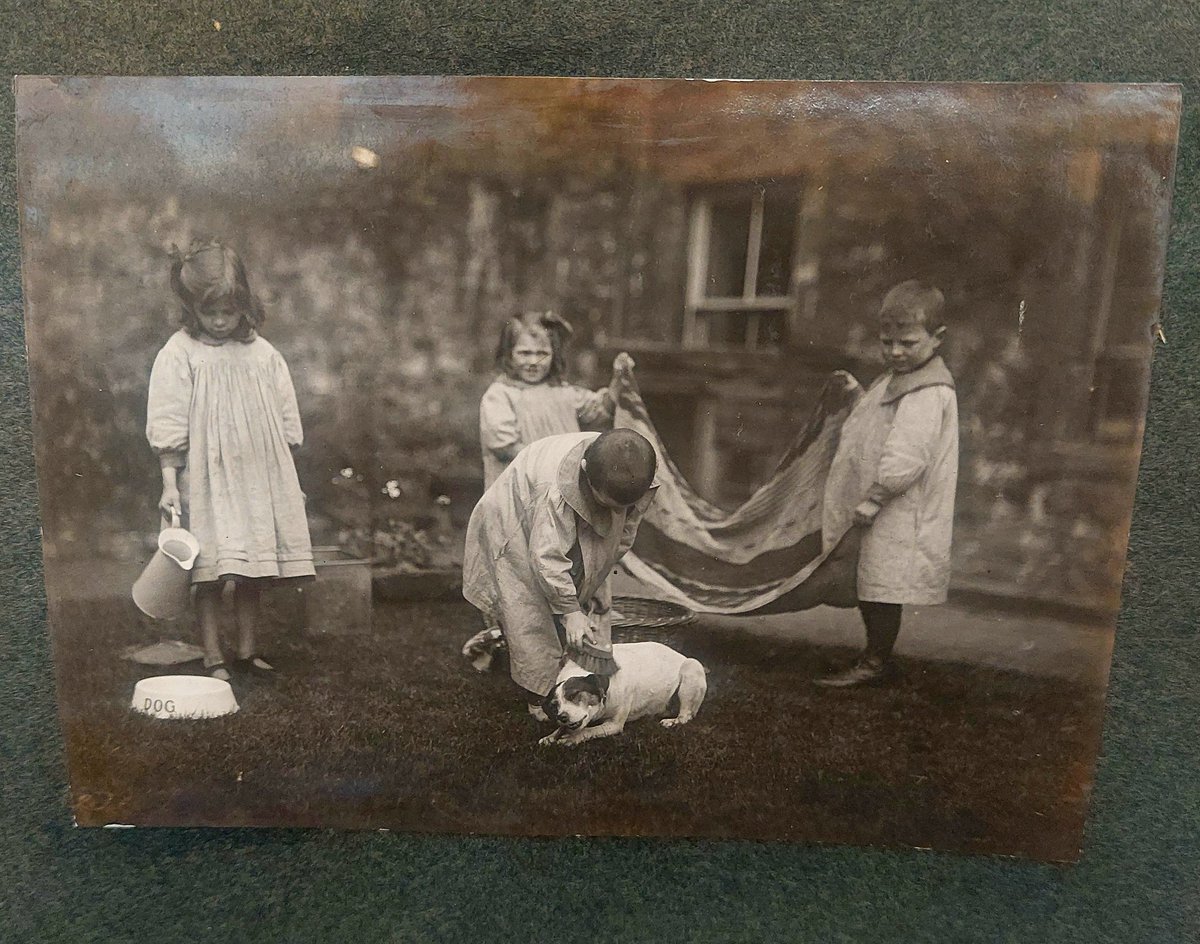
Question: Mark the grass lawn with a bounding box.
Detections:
[52,595,1104,862]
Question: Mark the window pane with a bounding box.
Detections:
[756,193,798,296]
[694,309,787,349]
[756,310,788,348]
[698,310,750,347]
[706,196,750,297]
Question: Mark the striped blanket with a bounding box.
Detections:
[614,373,862,615]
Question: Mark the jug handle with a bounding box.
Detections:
[162,508,181,530]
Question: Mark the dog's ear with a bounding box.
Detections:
[562,674,609,704]
[580,674,610,698]
[540,685,559,717]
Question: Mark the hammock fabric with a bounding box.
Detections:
[613,372,863,615]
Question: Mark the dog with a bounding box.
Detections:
[539,641,707,746]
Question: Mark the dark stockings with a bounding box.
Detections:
[859,601,902,663]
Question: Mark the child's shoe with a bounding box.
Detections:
[462,627,506,673]
[814,656,892,688]
[233,654,276,678]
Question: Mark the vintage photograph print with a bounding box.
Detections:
[16,77,1179,861]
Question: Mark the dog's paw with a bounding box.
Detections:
[660,717,688,728]
[538,732,561,746]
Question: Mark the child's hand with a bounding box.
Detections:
[824,370,862,412]
[608,353,636,404]
[562,611,596,650]
[831,369,858,391]
[612,352,636,376]
[158,485,182,522]
[853,499,881,527]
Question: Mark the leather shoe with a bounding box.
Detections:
[814,657,892,688]
[462,627,506,673]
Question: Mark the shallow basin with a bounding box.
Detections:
[130,675,239,720]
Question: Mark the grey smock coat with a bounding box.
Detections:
[821,356,959,605]
[462,432,659,695]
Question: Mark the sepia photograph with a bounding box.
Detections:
[15,76,1180,861]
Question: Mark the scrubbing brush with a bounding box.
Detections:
[567,638,618,676]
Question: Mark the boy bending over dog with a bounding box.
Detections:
[462,428,659,718]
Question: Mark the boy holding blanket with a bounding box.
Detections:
[817,280,959,687]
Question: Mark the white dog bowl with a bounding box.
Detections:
[131,675,239,720]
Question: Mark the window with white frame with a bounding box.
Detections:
[684,185,803,350]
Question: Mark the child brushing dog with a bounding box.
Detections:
[461,428,659,719]
[463,311,635,670]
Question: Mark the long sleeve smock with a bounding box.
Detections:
[821,356,958,605]
[146,329,314,584]
[462,432,658,695]
[479,375,615,487]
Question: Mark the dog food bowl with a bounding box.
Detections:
[131,675,239,720]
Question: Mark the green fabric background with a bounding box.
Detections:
[2,3,1197,941]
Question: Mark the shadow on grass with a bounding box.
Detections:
[51,595,1104,861]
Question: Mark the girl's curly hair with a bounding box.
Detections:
[169,239,265,342]
[494,310,573,383]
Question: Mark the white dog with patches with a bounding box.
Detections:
[539,641,707,746]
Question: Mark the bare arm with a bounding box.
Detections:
[158,465,181,520]
[146,340,191,519]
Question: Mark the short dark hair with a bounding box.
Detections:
[583,429,657,506]
[879,280,946,332]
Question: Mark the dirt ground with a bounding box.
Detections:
[48,589,1108,862]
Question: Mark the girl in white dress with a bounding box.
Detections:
[463,311,634,672]
[478,311,633,488]
[147,240,314,681]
